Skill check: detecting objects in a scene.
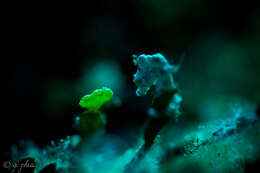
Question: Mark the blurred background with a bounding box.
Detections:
[3,0,260,160]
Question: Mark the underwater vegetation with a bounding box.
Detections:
[8,53,260,173]
[78,87,113,138]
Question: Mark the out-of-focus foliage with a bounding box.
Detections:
[76,60,126,98]
[79,111,106,138]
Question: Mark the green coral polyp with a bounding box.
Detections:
[79,87,113,112]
